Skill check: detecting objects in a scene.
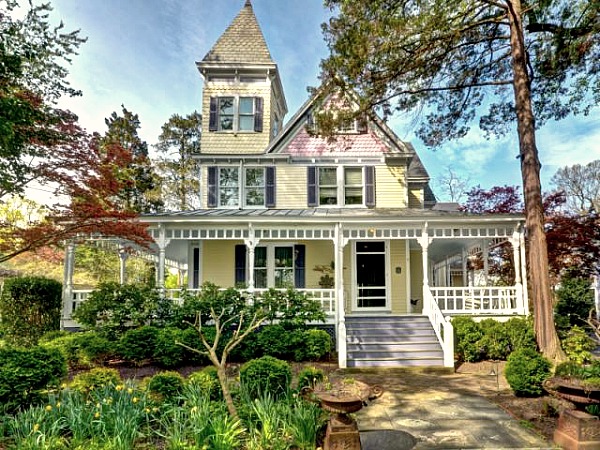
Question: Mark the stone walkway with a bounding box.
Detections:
[330,367,556,449]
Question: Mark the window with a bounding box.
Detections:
[208,166,275,208]
[308,166,375,207]
[209,96,263,132]
[235,244,304,289]
[217,97,234,131]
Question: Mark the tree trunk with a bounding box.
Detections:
[506,0,565,362]
[215,362,239,420]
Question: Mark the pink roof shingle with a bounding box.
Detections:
[282,129,391,158]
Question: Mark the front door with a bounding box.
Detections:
[354,241,389,310]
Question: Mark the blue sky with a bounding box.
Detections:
[41,0,600,201]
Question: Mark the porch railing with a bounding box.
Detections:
[430,286,523,315]
[65,288,336,320]
[424,288,454,367]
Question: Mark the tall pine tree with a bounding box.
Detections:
[322,0,599,361]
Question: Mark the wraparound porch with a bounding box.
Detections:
[62,212,528,368]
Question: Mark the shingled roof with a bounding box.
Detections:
[202,0,274,65]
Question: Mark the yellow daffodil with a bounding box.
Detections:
[45,405,52,412]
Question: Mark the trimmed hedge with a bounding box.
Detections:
[0,346,67,412]
[0,276,62,347]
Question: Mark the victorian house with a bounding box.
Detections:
[63,0,528,368]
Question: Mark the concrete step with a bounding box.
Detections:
[347,332,437,343]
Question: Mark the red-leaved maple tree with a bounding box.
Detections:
[462,185,600,285]
[0,114,152,263]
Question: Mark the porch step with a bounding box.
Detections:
[345,315,444,368]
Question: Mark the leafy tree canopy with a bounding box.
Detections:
[321,0,599,145]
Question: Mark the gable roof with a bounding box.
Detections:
[266,88,415,159]
[201,0,274,65]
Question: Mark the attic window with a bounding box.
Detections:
[209,96,264,132]
[338,117,368,134]
[240,76,266,83]
[208,75,235,82]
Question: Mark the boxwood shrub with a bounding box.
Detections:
[0,346,67,412]
[117,326,159,365]
[240,356,291,398]
[505,348,551,397]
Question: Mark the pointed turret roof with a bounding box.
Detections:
[202,0,274,65]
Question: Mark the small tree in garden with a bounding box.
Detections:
[0,276,62,346]
[177,283,325,419]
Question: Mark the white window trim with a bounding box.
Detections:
[251,243,296,289]
[217,166,267,209]
[216,96,257,133]
[317,166,366,208]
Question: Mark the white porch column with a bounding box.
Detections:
[482,239,489,284]
[61,241,76,328]
[156,225,171,291]
[417,225,433,314]
[519,227,529,315]
[335,223,349,368]
[510,229,525,314]
[118,244,129,285]
[462,249,468,286]
[244,234,260,292]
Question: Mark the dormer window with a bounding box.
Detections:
[209,96,264,133]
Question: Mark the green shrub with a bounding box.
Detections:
[71,282,160,338]
[505,348,551,397]
[240,356,292,398]
[561,325,596,364]
[118,326,159,365]
[256,325,297,359]
[70,367,122,393]
[153,327,188,368]
[0,346,67,412]
[504,317,536,352]
[452,316,484,362]
[188,366,222,400]
[0,276,62,347]
[555,361,586,378]
[555,275,595,331]
[296,366,325,390]
[294,329,332,362]
[147,371,184,401]
[478,319,511,360]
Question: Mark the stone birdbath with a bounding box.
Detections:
[303,378,383,450]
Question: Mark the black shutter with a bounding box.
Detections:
[254,97,263,132]
[235,245,247,286]
[365,166,375,207]
[307,167,318,207]
[265,166,276,207]
[207,166,218,207]
[294,244,305,288]
[209,97,218,131]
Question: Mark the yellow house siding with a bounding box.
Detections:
[276,165,306,208]
[200,81,273,154]
[408,187,423,208]
[202,241,236,287]
[389,240,408,314]
[410,249,423,312]
[376,165,407,208]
